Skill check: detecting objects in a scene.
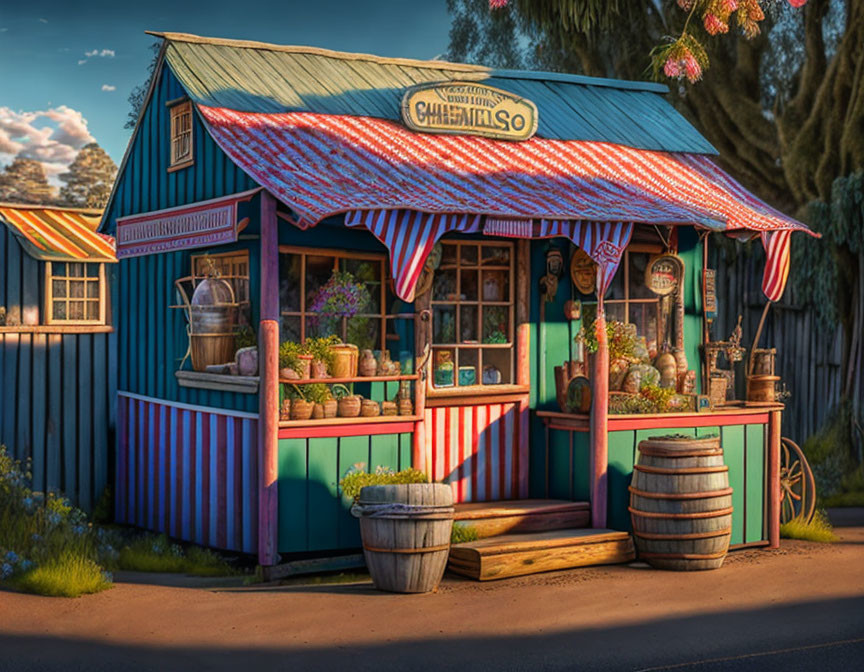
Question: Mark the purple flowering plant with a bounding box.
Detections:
[308,270,371,334]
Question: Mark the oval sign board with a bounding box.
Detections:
[401,82,539,141]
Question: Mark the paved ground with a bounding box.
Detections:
[1,513,863,671]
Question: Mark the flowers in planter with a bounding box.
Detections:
[308,271,371,335]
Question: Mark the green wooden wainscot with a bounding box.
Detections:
[99,31,818,573]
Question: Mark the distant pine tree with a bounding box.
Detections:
[58,142,118,209]
[0,157,56,205]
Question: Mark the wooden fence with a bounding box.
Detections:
[710,242,845,445]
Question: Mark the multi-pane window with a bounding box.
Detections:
[430,241,514,388]
[46,262,105,324]
[191,251,250,304]
[581,250,662,358]
[169,100,193,169]
[278,246,388,352]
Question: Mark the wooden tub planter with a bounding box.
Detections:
[629,435,732,571]
[354,484,454,593]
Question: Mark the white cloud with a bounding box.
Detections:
[79,48,116,65]
[0,106,95,183]
[38,18,48,24]
[101,84,116,92]
[0,28,8,33]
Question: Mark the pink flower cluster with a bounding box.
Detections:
[489,0,509,9]
[664,52,703,83]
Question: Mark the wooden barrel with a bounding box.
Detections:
[355,483,454,593]
[629,435,732,571]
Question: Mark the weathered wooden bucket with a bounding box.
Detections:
[354,483,454,593]
[629,435,732,571]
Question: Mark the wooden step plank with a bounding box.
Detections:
[448,529,635,581]
[450,528,629,556]
[454,499,589,520]
[453,499,591,538]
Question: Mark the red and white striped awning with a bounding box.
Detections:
[197,105,815,238]
[761,230,792,302]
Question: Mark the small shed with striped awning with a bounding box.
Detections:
[0,203,116,511]
[99,32,815,571]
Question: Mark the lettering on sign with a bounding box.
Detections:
[645,254,684,296]
[116,202,237,258]
[704,268,717,319]
[401,82,538,141]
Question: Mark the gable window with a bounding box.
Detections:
[45,262,106,325]
[169,100,194,170]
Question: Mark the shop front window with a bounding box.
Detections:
[430,241,514,388]
[278,247,387,351]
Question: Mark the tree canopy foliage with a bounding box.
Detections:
[58,143,117,209]
[0,158,55,205]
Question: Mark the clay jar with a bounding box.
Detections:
[311,359,329,379]
[359,349,377,377]
[655,352,678,389]
[338,396,361,418]
[360,399,381,417]
[290,399,314,421]
[322,399,338,418]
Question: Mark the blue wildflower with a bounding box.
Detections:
[5,551,18,565]
[1,563,12,580]
[21,497,34,509]
[47,512,61,526]
[72,525,87,535]
[101,570,113,583]
[19,559,33,572]
[31,533,42,543]
[151,543,163,554]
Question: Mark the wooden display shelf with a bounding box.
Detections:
[279,373,419,385]
[278,414,421,428]
[537,405,785,432]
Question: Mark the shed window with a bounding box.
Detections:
[46,262,106,325]
[169,100,194,170]
[430,241,515,388]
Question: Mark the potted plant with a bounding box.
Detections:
[303,383,336,419]
[308,270,371,338]
[340,466,453,593]
[285,385,314,420]
[332,383,361,417]
[279,341,311,379]
[303,335,340,378]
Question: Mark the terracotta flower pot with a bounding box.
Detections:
[290,399,314,421]
[312,403,324,419]
[361,399,380,417]
[296,355,313,380]
[338,396,361,417]
[381,400,398,416]
[322,399,338,418]
[311,360,329,379]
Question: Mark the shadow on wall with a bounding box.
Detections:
[0,595,862,671]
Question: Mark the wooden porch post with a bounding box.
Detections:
[590,310,609,528]
[516,240,531,498]
[767,409,782,548]
[258,191,280,566]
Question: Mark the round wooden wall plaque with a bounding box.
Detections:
[570,249,597,295]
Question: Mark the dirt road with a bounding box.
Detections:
[2,525,863,671]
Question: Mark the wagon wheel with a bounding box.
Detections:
[779,437,816,525]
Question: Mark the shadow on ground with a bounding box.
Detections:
[2,595,863,672]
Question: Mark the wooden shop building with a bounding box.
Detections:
[0,203,116,511]
[101,32,815,572]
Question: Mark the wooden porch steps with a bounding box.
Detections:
[448,528,636,581]
[453,499,590,539]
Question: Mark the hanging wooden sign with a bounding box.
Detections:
[570,248,597,295]
[645,254,684,296]
[704,268,717,319]
[401,82,538,141]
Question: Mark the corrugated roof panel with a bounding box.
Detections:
[160,35,716,154]
[0,205,115,262]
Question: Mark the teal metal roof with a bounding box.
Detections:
[154,32,716,155]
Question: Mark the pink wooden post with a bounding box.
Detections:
[590,310,609,529]
[767,409,782,548]
[258,191,280,566]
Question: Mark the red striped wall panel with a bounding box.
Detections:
[425,400,529,503]
[116,393,258,554]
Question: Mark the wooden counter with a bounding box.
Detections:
[537,404,784,432]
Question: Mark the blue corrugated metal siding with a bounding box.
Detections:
[160,37,715,155]
[0,227,115,511]
[106,66,260,413]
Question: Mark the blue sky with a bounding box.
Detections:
[0,0,453,180]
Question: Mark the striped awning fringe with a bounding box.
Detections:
[761,229,792,302]
[0,204,114,262]
[345,210,481,301]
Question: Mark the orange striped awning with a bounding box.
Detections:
[0,203,116,262]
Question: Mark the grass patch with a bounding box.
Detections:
[451,522,479,544]
[115,534,236,576]
[11,551,112,598]
[780,510,839,543]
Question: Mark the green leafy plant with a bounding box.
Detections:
[279,341,305,372]
[234,325,257,350]
[302,383,333,405]
[577,319,637,361]
[115,533,235,576]
[303,335,340,369]
[339,465,428,501]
